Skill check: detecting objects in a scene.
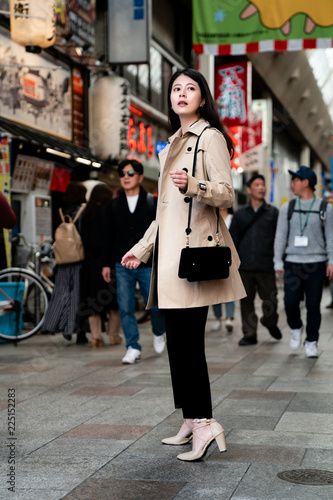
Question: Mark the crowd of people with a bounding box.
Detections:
[2,68,333,464]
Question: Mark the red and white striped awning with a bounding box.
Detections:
[193,38,333,56]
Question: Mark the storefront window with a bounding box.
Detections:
[120,47,182,115]
[123,65,137,93]
[150,46,162,109]
[138,64,149,101]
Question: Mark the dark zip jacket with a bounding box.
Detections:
[229,201,279,272]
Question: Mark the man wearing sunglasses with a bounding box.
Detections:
[102,159,165,364]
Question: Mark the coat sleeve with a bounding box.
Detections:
[0,192,16,229]
[273,203,289,271]
[185,131,234,209]
[130,220,156,263]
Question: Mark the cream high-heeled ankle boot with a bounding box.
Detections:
[162,421,193,445]
[177,418,226,461]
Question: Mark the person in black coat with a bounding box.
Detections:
[229,174,282,345]
[102,159,165,364]
[80,183,121,347]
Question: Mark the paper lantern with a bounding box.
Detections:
[91,75,130,160]
[9,0,56,53]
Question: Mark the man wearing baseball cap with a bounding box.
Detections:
[274,166,333,358]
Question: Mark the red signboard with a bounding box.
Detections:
[215,61,251,127]
[241,120,262,153]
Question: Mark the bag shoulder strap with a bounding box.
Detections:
[72,205,85,224]
[287,198,327,241]
[186,127,216,244]
[287,198,296,221]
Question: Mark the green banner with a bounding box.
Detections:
[193,0,333,46]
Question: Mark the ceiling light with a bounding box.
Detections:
[92,162,101,168]
[46,148,71,159]
[75,157,91,165]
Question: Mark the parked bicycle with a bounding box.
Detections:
[0,235,54,342]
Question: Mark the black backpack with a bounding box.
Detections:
[287,198,328,241]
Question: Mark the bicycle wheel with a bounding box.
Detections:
[0,268,49,341]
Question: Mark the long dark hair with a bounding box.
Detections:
[168,68,234,158]
[82,183,113,221]
[62,181,87,207]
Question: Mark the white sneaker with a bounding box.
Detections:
[304,341,318,358]
[153,333,166,354]
[211,320,222,331]
[290,326,304,351]
[122,347,141,364]
[225,318,233,333]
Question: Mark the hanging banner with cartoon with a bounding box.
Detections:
[193,0,333,55]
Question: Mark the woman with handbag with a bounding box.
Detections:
[121,68,246,462]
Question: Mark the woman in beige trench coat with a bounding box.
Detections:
[122,69,246,462]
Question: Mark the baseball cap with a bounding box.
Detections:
[288,166,317,187]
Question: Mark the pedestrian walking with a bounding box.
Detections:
[324,190,333,309]
[274,166,333,357]
[42,181,87,343]
[229,174,282,345]
[101,159,166,364]
[211,207,235,333]
[121,68,246,462]
[80,183,121,348]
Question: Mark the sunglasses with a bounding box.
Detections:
[119,170,137,178]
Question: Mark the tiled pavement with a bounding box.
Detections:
[0,286,333,499]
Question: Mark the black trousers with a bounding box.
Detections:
[284,261,326,342]
[239,270,278,338]
[163,306,212,419]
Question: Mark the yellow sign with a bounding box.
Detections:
[0,137,12,267]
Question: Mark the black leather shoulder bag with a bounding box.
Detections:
[178,128,232,282]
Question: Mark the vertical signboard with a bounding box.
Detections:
[108,0,149,64]
[215,61,251,127]
[73,67,85,148]
[0,137,12,267]
[91,75,130,160]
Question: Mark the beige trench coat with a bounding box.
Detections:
[131,119,246,309]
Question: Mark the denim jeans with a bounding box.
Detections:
[213,302,235,320]
[284,261,326,342]
[115,263,165,351]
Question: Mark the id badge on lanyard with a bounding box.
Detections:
[294,235,308,247]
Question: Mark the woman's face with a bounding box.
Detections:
[170,74,204,122]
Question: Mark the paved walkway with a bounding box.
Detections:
[0,285,333,499]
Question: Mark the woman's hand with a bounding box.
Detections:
[170,169,188,191]
[121,251,142,269]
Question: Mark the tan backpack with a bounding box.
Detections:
[53,205,85,264]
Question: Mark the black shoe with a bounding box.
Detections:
[62,332,72,341]
[239,336,257,346]
[76,333,88,345]
[260,318,282,340]
[326,301,333,309]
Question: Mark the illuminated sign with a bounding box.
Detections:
[127,118,154,159]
